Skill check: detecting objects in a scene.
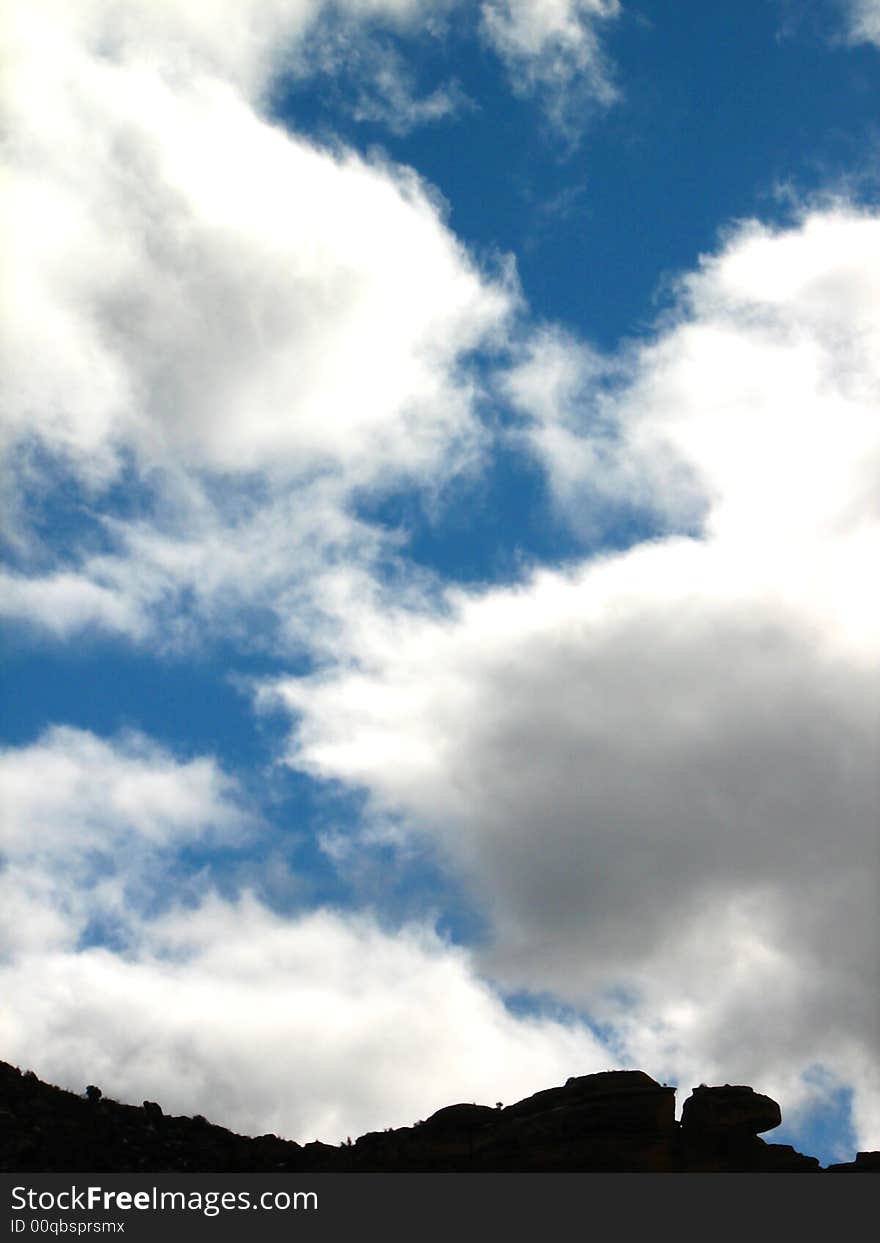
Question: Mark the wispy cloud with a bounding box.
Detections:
[480,0,621,138]
[349,69,473,136]
[286,12,474,136]
[0,726,251,953]
[844,0,880,44]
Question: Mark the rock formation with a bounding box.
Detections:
[681,1083,782,1134]
[1,1059,875,1173]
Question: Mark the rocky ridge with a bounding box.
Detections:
[2,1060,877,1173]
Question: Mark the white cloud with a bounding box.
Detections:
[4,1,434,104]
[511,210,880,551]
[0,0,623,646]
[0,726,250,953]
[1,17,510,481]
[500,327,704,535]
[0,569,147,640]
[289,11,473,135]
[3,0,877,1161]
[0,476,398,649]
[1,0,518,646]
[265,206,880,1149]
[349,61,472,136]
[0,897,611,1144]
[480,0,620,129]
[0,726,611,1143]
[845,0,880,44]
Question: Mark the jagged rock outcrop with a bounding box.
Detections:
[1,1059,874,1173]
[826,1151,880,1173]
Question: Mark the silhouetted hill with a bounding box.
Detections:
[2,1059,877,1173]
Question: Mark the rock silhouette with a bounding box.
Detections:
[1,1059,876,1173]
[681,1084,782,1134]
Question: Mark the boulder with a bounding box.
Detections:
[681,1085,781,1134]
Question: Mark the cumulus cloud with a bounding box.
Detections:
[0,1,625,1138]
[1,0,515,645]
[0,727,611,1142]
[3,0,877,1162]
[265,206,880,1148]
[2,24,508,479]
[0,899,613,1143]
[4,1,434,104]
[7,868,871,1149]
[510,209,880,553]
[1,0,623,645]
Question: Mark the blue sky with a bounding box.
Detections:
[2,0,879,1165]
